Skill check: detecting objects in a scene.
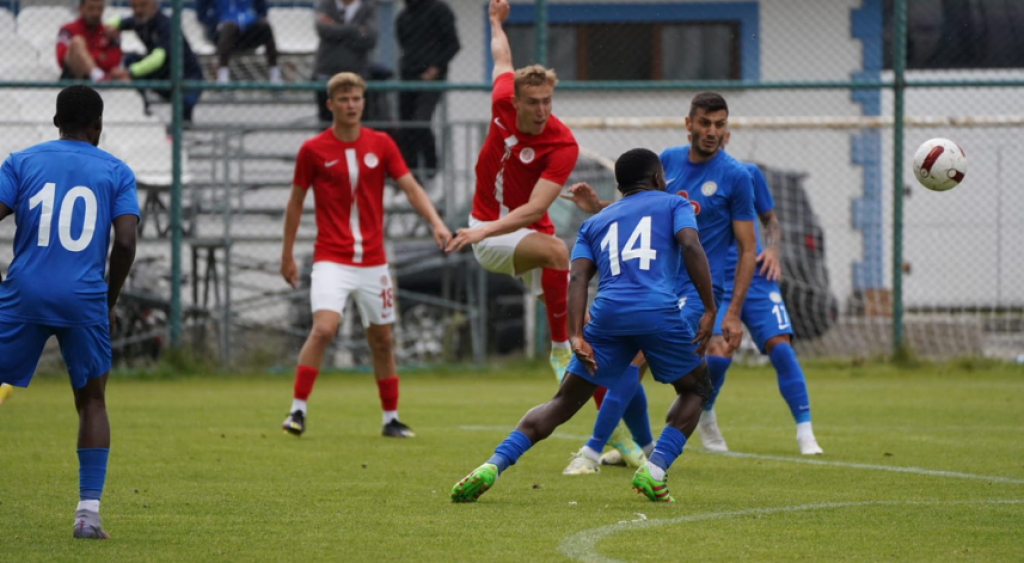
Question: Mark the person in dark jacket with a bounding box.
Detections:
[106,0,203,123]
[395,0,459,177]
[196,0,281,84]
[313,0,378,123]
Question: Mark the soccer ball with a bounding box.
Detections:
[912,138,967,192]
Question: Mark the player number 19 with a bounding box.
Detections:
[28,182,98,252]
[599,216,657,276]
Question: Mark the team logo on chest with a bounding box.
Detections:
[769,292,783,304]
[364,153,379,169]
[701,181,717,196]
[519,147,535,164]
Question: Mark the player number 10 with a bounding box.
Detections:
[599,216,657,276]
[28,182,98,252]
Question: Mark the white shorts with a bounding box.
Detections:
[469,216,549,294]
[310,262,394,327]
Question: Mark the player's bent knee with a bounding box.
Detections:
[309,322,339,343]
[673,367,714,406]
[763,334,791,355]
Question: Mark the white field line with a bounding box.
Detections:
[559,499,1024,563]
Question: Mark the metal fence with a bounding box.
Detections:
[1,0,1022,368]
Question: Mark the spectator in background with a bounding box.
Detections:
[196,0,282,84]
[312,0,377,123]
[105,0,204,124]
[57,0,123,82]
[396,0,459,179]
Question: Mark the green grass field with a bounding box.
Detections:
[2,360,1023,562]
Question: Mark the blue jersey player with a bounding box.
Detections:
[0,86,139,539]
[450,148,716,503]
[694,137,823,455]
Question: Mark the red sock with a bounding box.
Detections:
[593,386,607,410]
[377,376,399,411]
[541,268,569,343]
[293,365,319,401]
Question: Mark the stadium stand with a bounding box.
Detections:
[16,5,72,57]
[266,7,316,55]
[0,6,16,35]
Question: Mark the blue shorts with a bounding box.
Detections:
[566,319,702,387]
[0,321,111,389]
[714,274,794,353]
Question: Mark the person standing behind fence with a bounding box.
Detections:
[280,72,451,439]
[196,0,282,85]
[0,85,139,538]
[312,0,377,123]
[395,0,460,179]
[57,0,122,83]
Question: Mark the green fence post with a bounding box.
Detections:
[891,0,907,353]
[535,0,547,67]
[169,0,184,349]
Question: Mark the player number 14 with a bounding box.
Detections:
[600,216,657,276]
[28,182,98,252]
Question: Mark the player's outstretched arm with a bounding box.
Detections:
[567,257,597,374]
[394,173,452,249]
[560,183,612,215]
[676,227,715,356]
[489,0,513,80]
[107,214,138,318]
[756,209,782,281]
[723,219,757,349]
[280,184,307,288]
[445,178,561,254]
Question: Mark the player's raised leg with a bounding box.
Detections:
[284,309,340,436]
[512,232,573,381]
[765,335,822,455]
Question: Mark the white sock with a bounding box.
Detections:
[796,421,814,440]
[291,399,307,415]
[89,67,105,82]
[268,66,282,83]
[644,461,665,481]
[642,442,654,457]
[77,500,100,513]
[581,445,601,462]
[699,409,716,425]
[217,67,230,83]
[552,340,570,350]
[383,410,398,424]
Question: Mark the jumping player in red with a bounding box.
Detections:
[445,0,579,381]
[281,72,451,438]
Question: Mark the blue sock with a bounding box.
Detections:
[486,430,532,474]
[77,448,109,501]
[769,343,811,424]
[621,377,652,448]
[703,355,732,411]
[648,426,687,471]
[585,367,639,453]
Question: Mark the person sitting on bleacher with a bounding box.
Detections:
[196,0,282,84]
[57,0,122,82]
[105,0,204,124]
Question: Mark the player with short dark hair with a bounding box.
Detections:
[450,148,717,503]
[0,85,140,539]
[280,72,451,439]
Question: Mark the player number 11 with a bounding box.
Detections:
[28,182,98,252]
[599,216,657,276]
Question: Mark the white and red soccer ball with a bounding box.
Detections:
[913,138,967,192]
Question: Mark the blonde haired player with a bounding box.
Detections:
[445,0,578,381]
[281,72,452,438]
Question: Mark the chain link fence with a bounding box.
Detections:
[1,0,1022,368]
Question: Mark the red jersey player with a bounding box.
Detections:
[56,0,123,82]
[445,0,579,381]
[281,72,452,438]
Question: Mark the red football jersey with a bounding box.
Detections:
[56,18,122,75]
[293,128,409,267]
[471,72,579,235]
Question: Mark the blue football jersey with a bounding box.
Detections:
[659,146,755,296]
[724,161,774,287]
[0,140,140,326]
[571,190,698,335]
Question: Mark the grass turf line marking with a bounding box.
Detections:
[559,499,1024,563]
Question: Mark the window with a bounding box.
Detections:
[507,21,740,81]
[883,0,1024,69]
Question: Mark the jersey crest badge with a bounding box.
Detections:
[519,147,535,164]
[769,291,783,304]
[364,153,379,169]
[701,181,717,196]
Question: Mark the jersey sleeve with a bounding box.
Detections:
[382,134,410,180]
[748,165,774,214]
[570,222,595,263]
[671,196,698,235]
[0,157,17,210]
[540,143,579,187]
[491,72,514,107]
[292,143,314,190]
[729,168,757,222]
[113,163,141,219]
